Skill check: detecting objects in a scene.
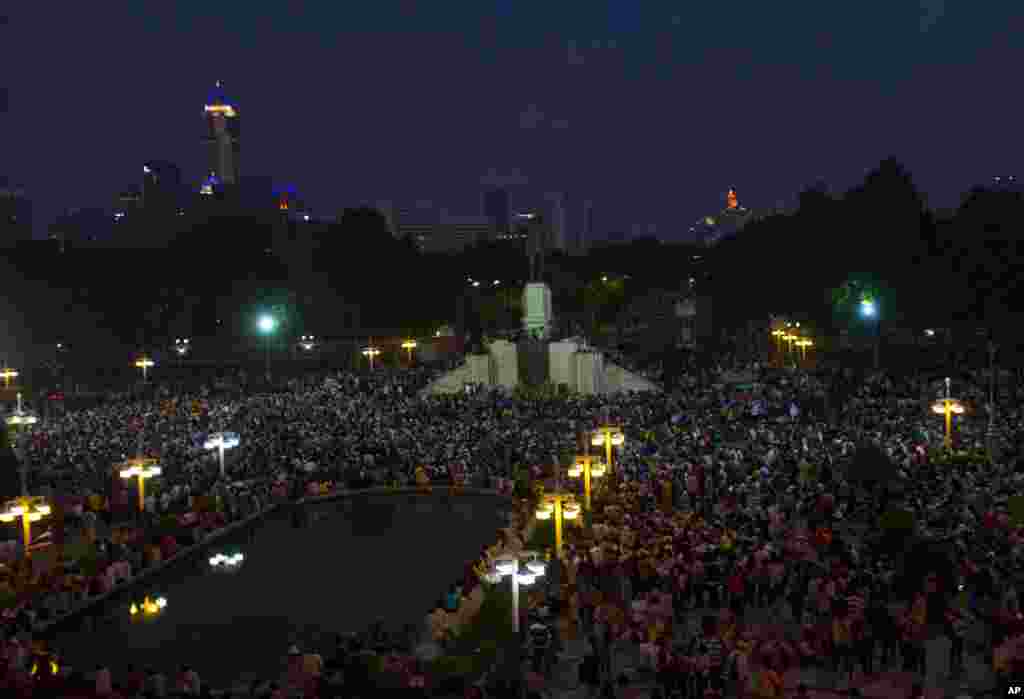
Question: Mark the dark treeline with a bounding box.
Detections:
[706,157,1024,342]
[3,157,1022,369]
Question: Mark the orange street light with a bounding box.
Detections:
[795,338,814,362]
[567,455,606,511]
[134,357,155,382]
[535,491,581,561]
[591,425,625,477]
[0,368,18,389]
[931,377,966,451]
[118,458,162,513]
[0,496,51,557]
[401,339,418,363]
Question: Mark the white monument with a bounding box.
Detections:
[522,282,554,340]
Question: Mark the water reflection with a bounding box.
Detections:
[49,497,507,686]
[129,596,168,618]
[209,552,245,570]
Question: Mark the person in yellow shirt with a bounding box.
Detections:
[415,466,431,494]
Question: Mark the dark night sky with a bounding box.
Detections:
[9,1,1024,241]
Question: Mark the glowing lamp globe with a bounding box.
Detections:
[204,432,240,451]
[258,316,276,333]
[525,556,546,576]
[6,413,37,427]
[495,556,517,576]
[860,300,876,317]
[120,464,162,479]
[562,501,581,520]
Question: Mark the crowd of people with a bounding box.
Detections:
[0,344,1020,697]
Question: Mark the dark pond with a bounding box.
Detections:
[47,495,510,687]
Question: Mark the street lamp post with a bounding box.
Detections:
[7,394,39,495]
[567,455,606,512]
[118,458,162,514]
[770,329,786,367]
[486,552,546,634]
[134,357,154,383]
[362,344,381,370]
[204,431,241,478]
[535,491,581,561]
[258,315,277,382]
[590,425,625,479]
[0,368,18,389]
[795,338,814,365]
[401,340,418,365]
[860,299,880,369]
[931,377,966,452]
[0,496,51,558]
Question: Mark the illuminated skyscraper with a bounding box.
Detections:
[202,81,240,187]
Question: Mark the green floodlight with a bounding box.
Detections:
[258,315,276,333]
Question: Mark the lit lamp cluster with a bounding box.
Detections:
[119,458,162,513]
[535,493,581,560]
[931,377,966,451]
[6,393,37,429]
[6,394,39,496]
[130,595,168,618]
[134,357,155,382]
[591,426,624,477]
[401,339,418,363]
[299,335,316,351]
[0,496,51,556]
[483,552,546,633]
[0,367,18,389]
[203,431,240,478]
[770,321,814,365]
[174,338,191,356]
[209,552,245,569]
[362,345,381,370]
[568,455,606,511]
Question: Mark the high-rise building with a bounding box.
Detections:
[202,81,240,188]
[544,192,569,251]
[692,187,753,247]
[0,179,32,246]
[482,188,510,238]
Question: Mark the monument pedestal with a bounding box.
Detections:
[522,282,554,340]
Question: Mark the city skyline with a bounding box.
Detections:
[7,2,1024,242]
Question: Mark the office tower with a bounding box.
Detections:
[482,188,511,238]
[202,81,240,187]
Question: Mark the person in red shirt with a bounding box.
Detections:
[983,509,997,530]
[728,568,746,617]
